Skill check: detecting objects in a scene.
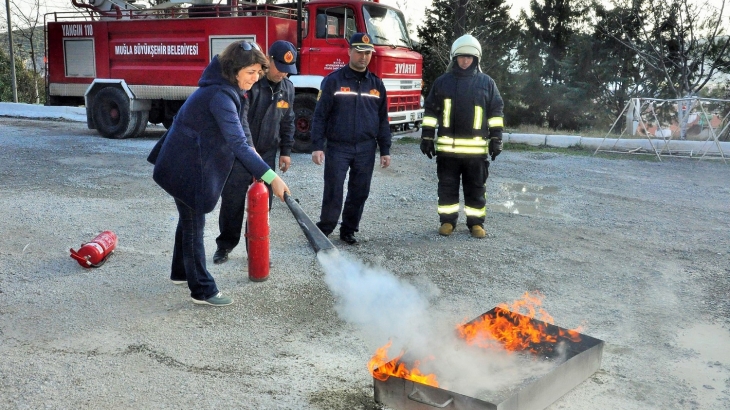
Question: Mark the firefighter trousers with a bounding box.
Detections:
[436,156,489,228]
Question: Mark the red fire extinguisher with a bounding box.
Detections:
[246,180,270,281]
[70,230,118,268]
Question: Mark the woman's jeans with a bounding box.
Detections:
[171,198,218,300]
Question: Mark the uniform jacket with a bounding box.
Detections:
[247,76,295,156]
[151,56,272,213]
[422,63,504,158]
[310,65,391,155]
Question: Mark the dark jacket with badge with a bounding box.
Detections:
[310,65,391,155]
[150,56,272,213]
[247,76,295,156]
[422,63,503,158]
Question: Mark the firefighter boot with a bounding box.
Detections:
[470,225,486,238]
[438,223,454,236]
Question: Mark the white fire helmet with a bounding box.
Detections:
[448,34,482,72]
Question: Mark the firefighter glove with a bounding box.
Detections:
[489,137,503,161]
[420,138,436,159]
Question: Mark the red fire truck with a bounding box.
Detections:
[45,0,424,152]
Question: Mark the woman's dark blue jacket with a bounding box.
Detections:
[151,56,273,213]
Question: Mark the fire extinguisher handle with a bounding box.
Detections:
[87,251,114,268]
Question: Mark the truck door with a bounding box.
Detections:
[306,6,357,76]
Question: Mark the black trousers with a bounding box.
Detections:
[436,155,489,228]
[171,199,218,300]
[215,149,276,251]
[316,140,377,236]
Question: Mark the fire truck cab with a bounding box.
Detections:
[45,0,423,152]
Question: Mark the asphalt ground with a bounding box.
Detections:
[0,116,729,410]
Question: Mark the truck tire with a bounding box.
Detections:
[93,87,136,139]
[293,93,317,153]
[130,110,149,138]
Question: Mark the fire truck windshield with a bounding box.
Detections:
[362,5,411,49]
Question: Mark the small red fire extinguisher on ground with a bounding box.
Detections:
[246,179,270,281]
[70,231,118,268]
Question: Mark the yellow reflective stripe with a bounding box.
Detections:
[464,206,486,217]
[436,145,489,154]
[423,116,438,127]
[443,99,451,128]
[473,106,483,129]
[438,204,460,214]
[436,136,487,147]
[488,117,504,128]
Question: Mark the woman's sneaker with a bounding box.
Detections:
[192,292,233,307]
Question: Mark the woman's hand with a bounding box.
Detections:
[270,176,290,202]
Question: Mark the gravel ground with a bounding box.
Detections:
[0,117,729,410]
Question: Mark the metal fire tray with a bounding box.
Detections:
[373,307,604,410]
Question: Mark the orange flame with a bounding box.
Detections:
[367,292,582,386]
[367,341,439,387]
[457,292,581,352]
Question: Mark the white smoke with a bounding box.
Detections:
[317,250,567,399]
[317,250,430,354]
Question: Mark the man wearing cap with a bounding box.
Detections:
[310,32,392,245]
[213,40,297,264]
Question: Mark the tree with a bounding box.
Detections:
[591,2,644,111]
[453,0,469,38]
[417,0,456,94]
[598,0,730,98]
[417,0,521,121]
[10,0,44,103]
[517,0,590,129]
[0,48,41,102]
[597,0,730,137]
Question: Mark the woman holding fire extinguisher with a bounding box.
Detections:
[148,41,290,307]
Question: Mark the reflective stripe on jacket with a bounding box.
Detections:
[421,67,504,158]
[310,65,391,155]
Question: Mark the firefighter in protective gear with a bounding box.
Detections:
[420,34,504,238]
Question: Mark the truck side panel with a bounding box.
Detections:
[49,17,298,88]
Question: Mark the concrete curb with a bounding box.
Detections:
[0,102,87,123]
[505,132,729,156]
[1,102,727,156]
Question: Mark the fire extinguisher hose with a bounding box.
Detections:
[283,192,336,255]
[69,248,114,268]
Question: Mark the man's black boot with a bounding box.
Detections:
[213,248,231,264]
[339,232,357,245]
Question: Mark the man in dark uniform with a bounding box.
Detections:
[213,40,297,264]
[310,32,392,245]
[420,34,504,238]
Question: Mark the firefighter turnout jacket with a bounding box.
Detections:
[310,65,391,155]
[421,67,504,157]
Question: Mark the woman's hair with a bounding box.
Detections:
[219,41,269,85]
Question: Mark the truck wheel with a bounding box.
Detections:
[293,93,317,153]
[130,110,149,138]
[93,87,136,139]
